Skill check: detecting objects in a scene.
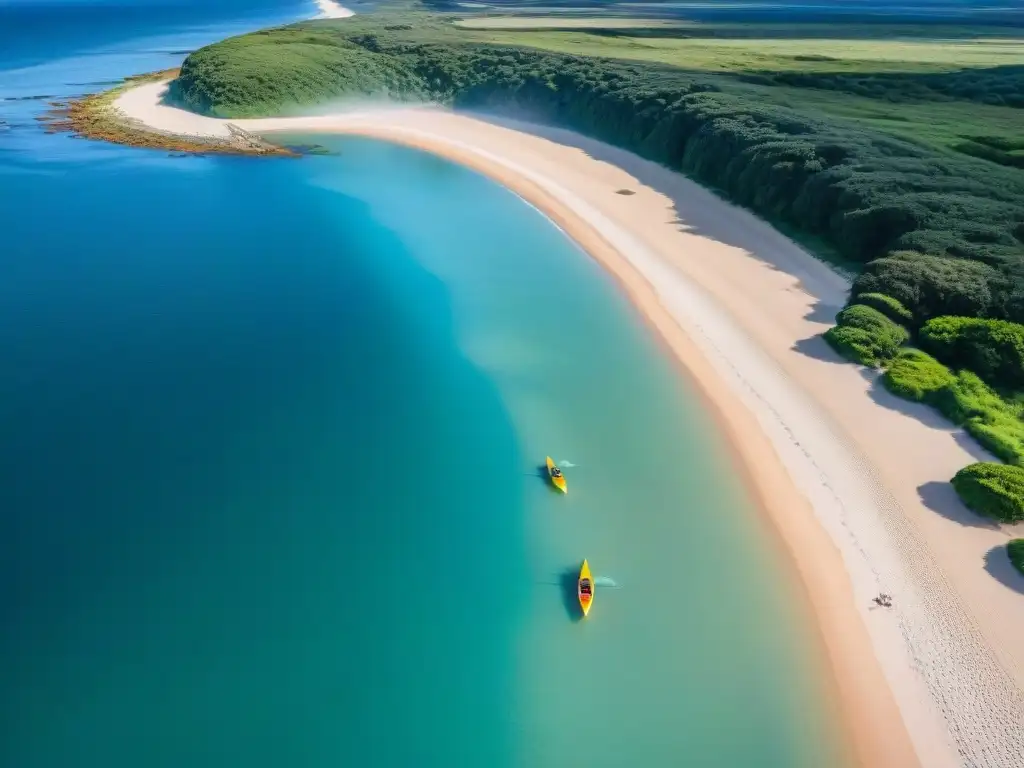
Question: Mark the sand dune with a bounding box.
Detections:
[112,81,1024,768]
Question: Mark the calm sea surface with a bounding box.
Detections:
[0,2,846,765]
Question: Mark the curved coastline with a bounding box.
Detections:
[97,80,1024,767]
[40,71,295,156]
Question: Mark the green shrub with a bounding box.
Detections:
[962,419,1024,467]
[919,316,1024,392]
[952,462,1024,523]
[855,292,915,327]
[836,304,907,338]
[880,353,1024,464]
[882,349,954,402]
[934,371,1024,465]
[824,325,882,365]
[932,369,1003,423]
[824,304,909,365]
[850,252,1009,326]
[1009,539,1024,577]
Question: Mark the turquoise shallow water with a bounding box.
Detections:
[1,5,846,765]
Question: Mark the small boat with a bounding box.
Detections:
[546,456,567,494]
[578,559,594,617]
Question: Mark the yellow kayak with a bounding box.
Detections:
[578,559,594,617]
[546,456,567,494]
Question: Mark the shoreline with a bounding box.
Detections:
[39,71,295,156]
[338,123,919,768]
[96,80,1024,767]
[41,0,356,151]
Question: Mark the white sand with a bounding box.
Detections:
[315,0,354,19]
[113,81,1024,767]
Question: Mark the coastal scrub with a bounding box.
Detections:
[853,292,915,327]
[823,304,908,366]
[952,462,1024,523]
[919,316,1024,392]
[169,27,429,117]
[882,349,955,402]
[1009,539,1024,576]
[850,252,1010,328]
[882,351,1024,466]
[932,371,1024,466]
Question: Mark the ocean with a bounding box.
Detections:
[0,2,846,766]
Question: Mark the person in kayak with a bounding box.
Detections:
[579,580,592,596]
[551,466,563,478]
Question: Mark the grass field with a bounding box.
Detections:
[444,22,1024,155]
[456,26,1024,72]
[740,82,1022,152]
[454,16,687,28]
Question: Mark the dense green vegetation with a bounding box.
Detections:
[952,462,1024,523]
[853,292,915,326]
[170,29,429,117]
[1010,539,1024,577]
[883,351,1024,465]
[823,304,909,365]
[919,316,1024,391]
[823,325,888,366]
[882,348,955,400]
[850,252,1011,327]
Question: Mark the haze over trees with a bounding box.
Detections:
[174,18,1024,325]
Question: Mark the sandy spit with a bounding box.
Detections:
[113,81,1024,768]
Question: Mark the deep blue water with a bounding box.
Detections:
[0,2,846,766]
[0,0,302,69]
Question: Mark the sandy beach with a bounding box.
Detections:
[111,80,1024,767]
